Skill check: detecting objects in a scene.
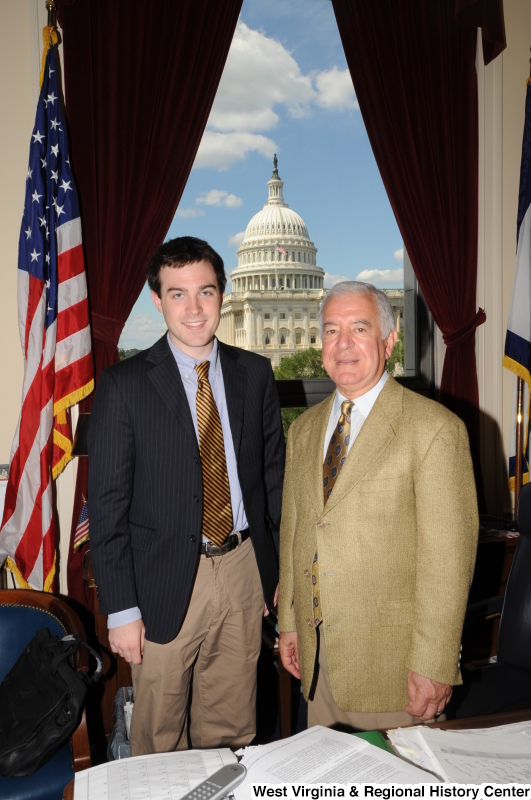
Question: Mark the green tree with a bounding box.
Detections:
[385,332,404,376]
[118,348,141,360]
[274,348,328,437]
[273,347,328,380]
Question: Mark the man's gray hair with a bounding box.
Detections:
[318,281,396,339]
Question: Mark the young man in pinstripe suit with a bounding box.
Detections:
[88,237,285,754]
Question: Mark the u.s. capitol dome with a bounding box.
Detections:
[218,157,326,365]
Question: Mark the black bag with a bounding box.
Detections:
[0,627,103,778]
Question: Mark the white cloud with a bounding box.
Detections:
[355,268,404,285]
[196,189,242,208]
[229,231,245,247]
[194,131,276,170]
[119,313,167,350]
[314,67,358,111]
[324,272,350,288]
[393,248,404,262]
[208,22,315,134]
[175,207,205,219]
[193,22,360,170]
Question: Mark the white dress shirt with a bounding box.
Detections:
[322,371,388,462]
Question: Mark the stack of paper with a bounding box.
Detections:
[233,725,437,800]
[75,748,238,800]
[388,720,531,783]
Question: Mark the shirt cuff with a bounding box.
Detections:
[107,607,142,629]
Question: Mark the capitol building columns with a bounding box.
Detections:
[218,157,404,366]
[218,157,326,367]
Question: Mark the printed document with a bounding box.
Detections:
[233,725,437,800]
[74,748,237,800]
[388,720,531,783]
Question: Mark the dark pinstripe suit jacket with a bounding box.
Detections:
[87,336,285,644]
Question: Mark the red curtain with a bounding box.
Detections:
[331,0,505,503]
[57,0,243,603]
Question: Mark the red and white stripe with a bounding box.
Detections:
[0,216,93,591]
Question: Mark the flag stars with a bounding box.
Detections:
[25,226,32,239]
[50,119,59,130]
[32,130,44,144]
[38,215,47,228]
[31,190,42,204]
[40,157,47,169]
[45,253,50,264]
[45,279,51,289]
[60,179,72,193]
[55,203,65,218]
[45,92,57,106]
[50,143,59,158]
[30,249,40,262]
[51,170,59,183]
[26,168,33,180]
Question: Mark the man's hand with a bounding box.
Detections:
[405,670,452,720]
[279,631,301,679]
[108,618,145,665]
[264,584,279,617]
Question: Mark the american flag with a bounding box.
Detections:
[0,43,93,591]
[276,243,288,257]
[73,500,90,552]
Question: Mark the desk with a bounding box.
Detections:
[62,708,531,799]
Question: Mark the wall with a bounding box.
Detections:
[475,0,531,517]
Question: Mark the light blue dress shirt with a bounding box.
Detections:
[108,335,248,630]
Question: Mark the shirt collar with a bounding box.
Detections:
[167,333,219,374]
[334,370,388,420]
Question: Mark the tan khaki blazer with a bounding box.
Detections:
[278,376,479,713]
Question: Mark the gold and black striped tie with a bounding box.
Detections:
[195,361,233,547]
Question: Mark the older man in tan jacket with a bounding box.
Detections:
[278,281,478,730]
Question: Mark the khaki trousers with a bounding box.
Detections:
[130,538,264,755]
[307,626,432,731]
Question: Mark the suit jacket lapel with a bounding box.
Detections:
[145,336,196,443]
[218,341,247,459]
[323,377,403,515]
[307,393,335,519]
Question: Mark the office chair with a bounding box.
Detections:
[446,482,531,719]
[0,590,91,800]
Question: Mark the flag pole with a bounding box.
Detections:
[515,377,524,515]
[516,47,531,518]
[45,0,56,27]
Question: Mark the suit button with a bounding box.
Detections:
[304,570,310,577]
[193,495,199,503]
[191,535,197,543]
[317,520,327,528]
[194,457,199,464]
[307,619,312,627]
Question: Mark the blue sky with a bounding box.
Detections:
[120,0,403,350]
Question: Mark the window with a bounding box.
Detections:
[295,332,302,345]
[264,313,271,320]
[310,335,316,344]
[280,313,286,319]
[265,335,270,345]
[310,312,316,319]
[295,312,301,320]
[280,335,286,344]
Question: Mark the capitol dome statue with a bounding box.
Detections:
[218,157,326,365]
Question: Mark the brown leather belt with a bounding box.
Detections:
[201,528,250,557]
